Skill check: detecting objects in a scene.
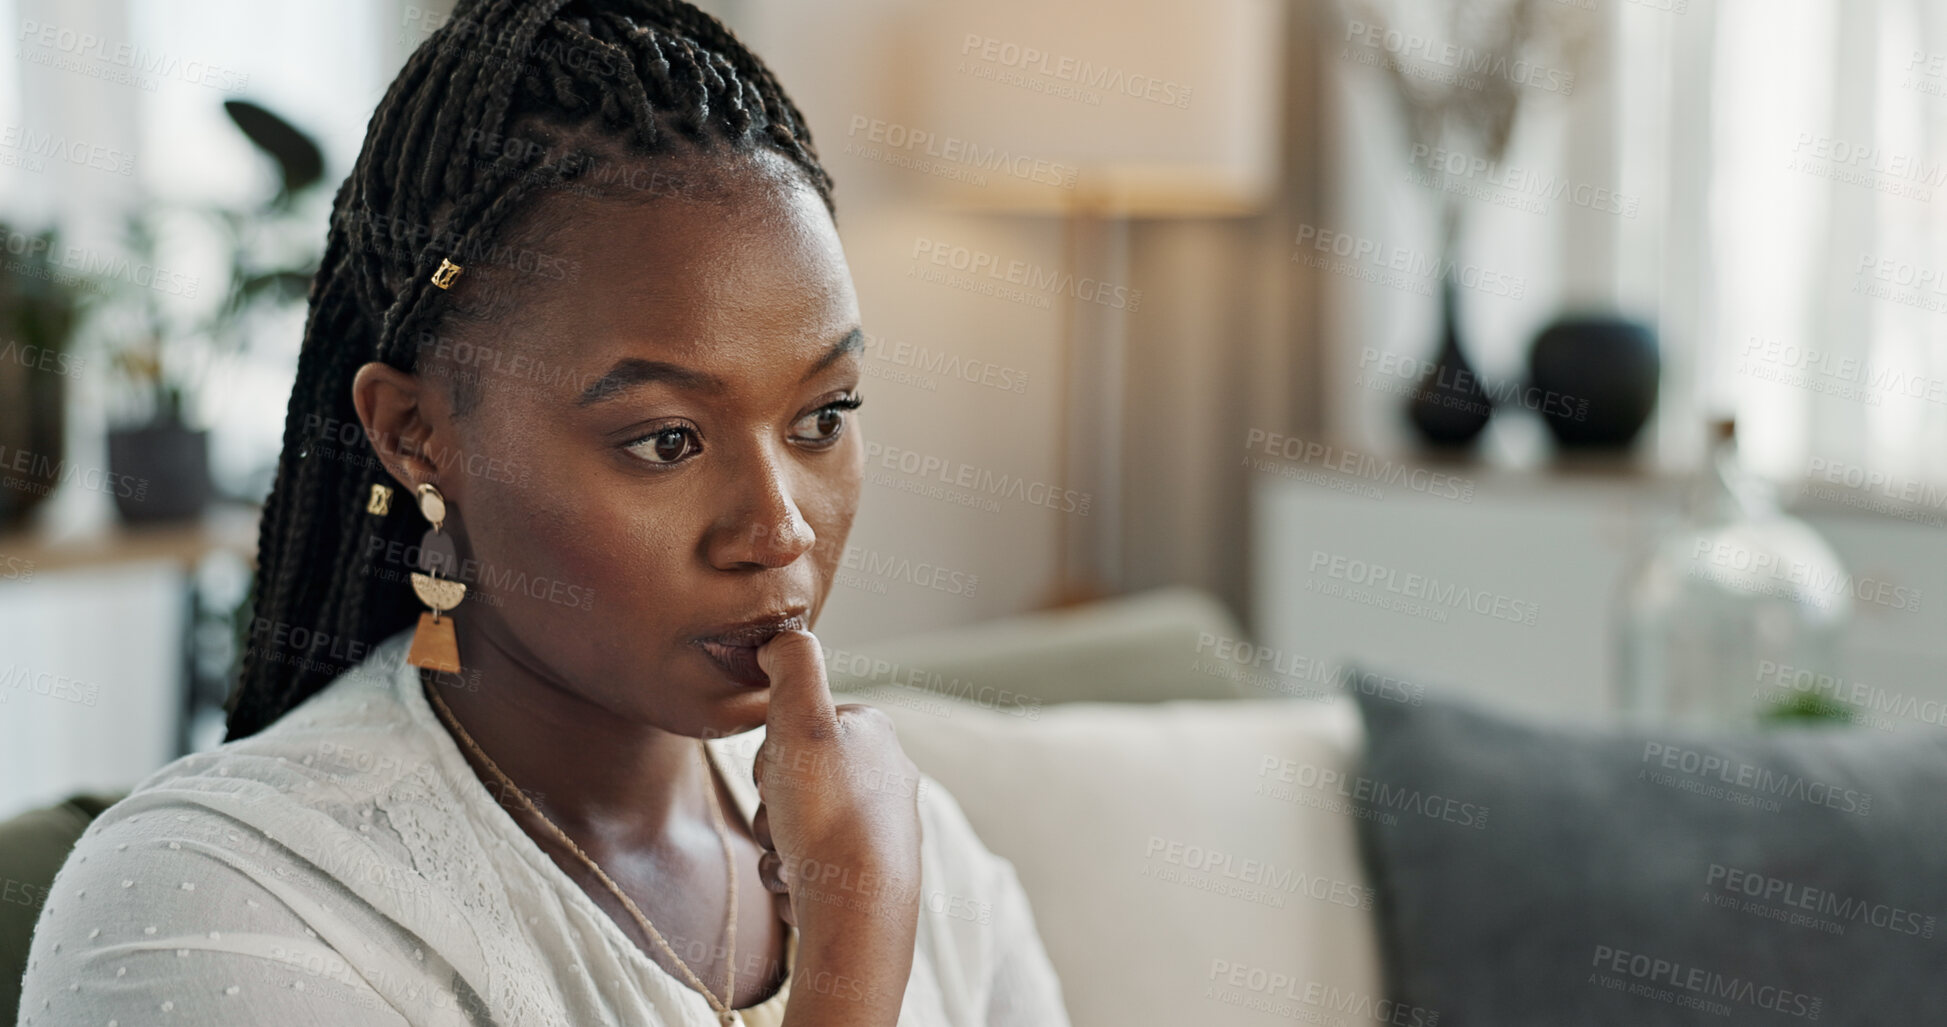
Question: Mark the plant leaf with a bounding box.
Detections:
[223,99,324,196]
[238,270,314,304]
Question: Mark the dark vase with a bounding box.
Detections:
[107,419,211,523]
[0,364,66,530]
[1408,276,1494,448]
[1526,315,1660,450]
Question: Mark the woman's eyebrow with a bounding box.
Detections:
[801,327,864,382]
[576,327,864,406]
[578,359,723,405]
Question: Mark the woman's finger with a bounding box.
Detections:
[756,629,838,742]
[751,802,773,851]
[757,849,789,894]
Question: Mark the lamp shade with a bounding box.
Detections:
[895,0,1285,216]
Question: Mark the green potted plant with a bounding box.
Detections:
[99,99,324,523]
[0,223,87,530]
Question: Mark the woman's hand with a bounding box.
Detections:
[749,629,924,933]
[750,628,922,1024]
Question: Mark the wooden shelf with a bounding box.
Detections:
[0,501,260,576]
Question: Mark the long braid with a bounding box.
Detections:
[225,0,835,741]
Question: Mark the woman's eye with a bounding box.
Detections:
[792,396,862,446]
[625,427,698,465]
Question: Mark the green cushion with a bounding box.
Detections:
[1,792,124,1020]
[825,585,1252,706]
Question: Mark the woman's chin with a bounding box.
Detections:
[690,693,770,742]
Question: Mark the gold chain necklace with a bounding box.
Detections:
[422,678,745,1025]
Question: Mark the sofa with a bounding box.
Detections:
[9,586,1945,1025]
[826,586,1947,1026]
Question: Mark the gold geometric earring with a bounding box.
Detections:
[405,481,467,673]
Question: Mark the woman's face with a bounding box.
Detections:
[361,151,863,739]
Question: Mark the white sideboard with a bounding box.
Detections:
[1250,462,1947,727]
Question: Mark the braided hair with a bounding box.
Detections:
[223,0,835,741]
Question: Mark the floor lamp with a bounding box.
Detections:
[904,0,1284,608]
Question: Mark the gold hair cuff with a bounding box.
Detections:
[431,257,464,289]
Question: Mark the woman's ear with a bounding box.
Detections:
[351,361,445,491]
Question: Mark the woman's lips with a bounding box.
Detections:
[695,638,772,688]
[692,613,806,688]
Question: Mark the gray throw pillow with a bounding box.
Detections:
[1350,680,1947,1026]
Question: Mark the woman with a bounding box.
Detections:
[14,2,1070,1025]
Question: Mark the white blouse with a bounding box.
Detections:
[15,627,1071,1027]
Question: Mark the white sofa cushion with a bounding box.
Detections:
[852,688,1385,1027]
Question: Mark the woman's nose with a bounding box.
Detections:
[706,456,817,571]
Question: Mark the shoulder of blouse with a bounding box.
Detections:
[907,771,1074,1026]
[16,632,486,1026]
[113,627,431,824]
[31,625,444,953]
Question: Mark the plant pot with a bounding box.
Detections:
[107,421,210,523]
[1527,315,1660,450]
[0,360,67,531]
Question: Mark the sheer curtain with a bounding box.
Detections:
[1685,0,1947,491]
